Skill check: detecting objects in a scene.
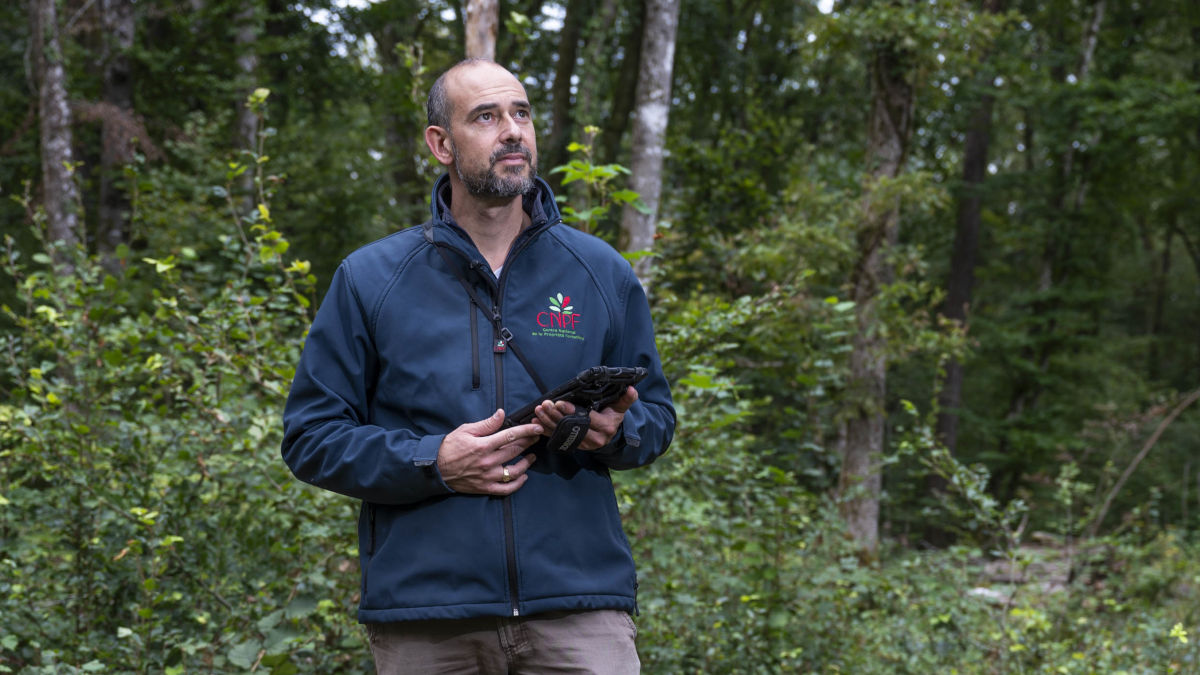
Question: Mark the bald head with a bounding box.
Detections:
[427,59,523,130]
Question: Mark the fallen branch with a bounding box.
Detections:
[1087,387,1200,538]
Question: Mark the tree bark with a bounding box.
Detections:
[601,0,644,164]
[840,41,915,557]
[934,0,1004,458]
[574,0,619,121]
[935,94,993,448]
[618,0,680,286]
[372,16,426,215]
[30,0,82,259]
[544,0,586,191]
[97,0,135,258]
[465,0,498,60]
[233,1,261,207]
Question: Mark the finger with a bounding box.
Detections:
[608,387,639,414]
[533,401,562,431]
[459,409,506,437]
[497,434,541,456]
[492,472,529,495]
[494,452,538,484]
[553,400,579,416]
[485,421,543,451]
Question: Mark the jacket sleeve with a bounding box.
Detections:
[592,271,676,470]
[280,262,453,504]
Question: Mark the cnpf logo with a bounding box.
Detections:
[537,293,581,330]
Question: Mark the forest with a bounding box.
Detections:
[2,0,1200,672]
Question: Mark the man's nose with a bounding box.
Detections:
[500,113,522,141]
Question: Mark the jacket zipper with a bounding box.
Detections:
[488,225,559,617]
[437,219,560,619]
[490,293,521,616]
[470,298,480,389]
[363,503,376,598]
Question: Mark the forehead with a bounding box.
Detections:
[446,64,529,116]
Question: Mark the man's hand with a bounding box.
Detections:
[533,386,639,451]
[437,409,542,495]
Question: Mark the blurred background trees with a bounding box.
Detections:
[3,0,1200,671]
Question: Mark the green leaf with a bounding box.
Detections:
[228,640,261,669]
[284,595,319,619]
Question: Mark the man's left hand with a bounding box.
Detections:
[532,386,638,451]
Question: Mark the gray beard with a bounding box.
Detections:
[452,144,537,199]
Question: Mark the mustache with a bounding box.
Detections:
[490,143,533,164]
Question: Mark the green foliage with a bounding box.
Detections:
[550,125,648,237]
[0,95,364,673]
[4,0,1200,671]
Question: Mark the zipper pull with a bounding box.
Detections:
[494,327,514,353]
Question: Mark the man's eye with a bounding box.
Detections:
[515,110,529,119]
[478,112,493,121]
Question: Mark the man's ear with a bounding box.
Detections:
[424,126,454,167]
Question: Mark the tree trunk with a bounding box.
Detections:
[97,0,135,258]
[926,81,995,547]
[465,0,498,60]
[840,41,915,557]
[544,0,586,191]
[618,0,680,286]
[30,0,82,260]
[575,0,619,121]
[935,93,993,450]
[233,1,261,207]
[600,0,644,164]
[372,17,426,216]
[934,0,1003,458]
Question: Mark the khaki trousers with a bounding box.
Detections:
[366,609,640,675]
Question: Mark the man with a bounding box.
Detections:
[281,58,676,673]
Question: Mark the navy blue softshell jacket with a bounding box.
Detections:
[281,175,676,623]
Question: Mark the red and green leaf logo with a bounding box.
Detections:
[548,293,573,313]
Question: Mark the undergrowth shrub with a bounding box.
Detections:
[0,93,364,674]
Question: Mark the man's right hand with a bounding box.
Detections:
[436,409,542,495]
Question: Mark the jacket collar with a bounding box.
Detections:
[428,174,561,239]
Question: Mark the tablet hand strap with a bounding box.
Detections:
[547,404,591,452]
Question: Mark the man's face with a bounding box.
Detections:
[444,63,538,200]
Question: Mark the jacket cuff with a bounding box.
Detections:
[412,433,453,494]
[594,424,640,456]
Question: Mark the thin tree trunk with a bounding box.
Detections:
[934,0,1004,459]
[601,0,645,164]
[935,92,993,455]
[465,0,498,60]
[97,0,135,258]
[1146,225,1173,380]
[233,1,260,207]
[618,0,680,286]
[30,0,82,261]
[545,0,586,191]
[373,19,425,214]
[575,0,619,121]
[841,40,915,557]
